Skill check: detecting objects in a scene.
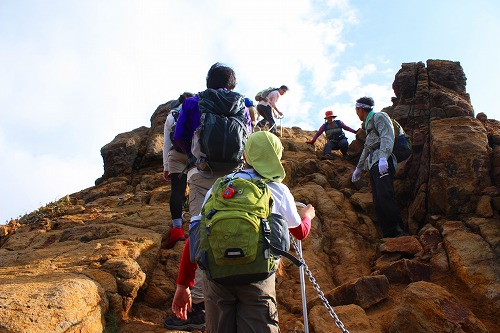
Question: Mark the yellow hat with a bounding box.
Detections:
[244,132,285,182]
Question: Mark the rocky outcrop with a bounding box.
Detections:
[1,60,499,333]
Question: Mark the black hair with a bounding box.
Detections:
[177,92,194,104]
[279,85,289,91]
[356,96,374,110]
[206,62,237,90]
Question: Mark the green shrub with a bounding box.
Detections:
[17,196,72,225]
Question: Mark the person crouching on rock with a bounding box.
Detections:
[306,110,357,159]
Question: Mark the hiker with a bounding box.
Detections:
[350,96,407,238]
[244,97,259,128]
[171,131,315,333]
[162,92,194,249]
[255,85,288,134]
[164,62,251,331]
[306,110,357,159]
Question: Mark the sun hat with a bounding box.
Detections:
[244,131,285,182]
[324,110,337,119]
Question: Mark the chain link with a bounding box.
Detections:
[290,237,350,333]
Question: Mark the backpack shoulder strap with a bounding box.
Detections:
[268,239,302,267]
[171,109,179,121]
[370,112,391,137]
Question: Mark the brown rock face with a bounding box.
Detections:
[428,117,491,216]
[1,60,499,333]
[390,281,489,333]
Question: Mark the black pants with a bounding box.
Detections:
[169,172,187,219]
[256,104,277,134]
[369,159,405,237]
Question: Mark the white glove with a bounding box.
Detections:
[351,167,361,183]
[378,157,389,175]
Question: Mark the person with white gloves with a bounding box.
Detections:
[351,96,407,238]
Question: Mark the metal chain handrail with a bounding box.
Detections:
[292,201,350,333]
[290,237,350,333]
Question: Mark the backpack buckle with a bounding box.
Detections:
[222,185,235,199]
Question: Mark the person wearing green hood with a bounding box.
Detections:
[170,131,315,333]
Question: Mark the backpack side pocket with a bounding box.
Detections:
[189,219,201,264]
[268,213,290,258]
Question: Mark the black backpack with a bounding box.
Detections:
[196,89,249,172]
[371,112,412,162]
[169,108,183,153]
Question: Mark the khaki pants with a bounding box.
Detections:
[203,274,279,333]
[187,169,226,303]
[167,149,187,174]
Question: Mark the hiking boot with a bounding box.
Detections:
[163,227,186,249]
[164,302,206,331]
[321,154,333,160]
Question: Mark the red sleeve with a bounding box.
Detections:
[289,216,311,240]
[176,238,198,287]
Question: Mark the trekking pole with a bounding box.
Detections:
[277,114,284,137]
[295,202,309,333]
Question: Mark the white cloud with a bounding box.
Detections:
[0,135,101,222]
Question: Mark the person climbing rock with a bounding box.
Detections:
[306,110,357,159]
[350,96,408,238]
[162,91,194,249]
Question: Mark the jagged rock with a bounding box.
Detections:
[1,59,499,333]
[373,252,402,271]
[476,195,494,217]
[307,275,390,310]
[379,236,424,257]
[0,220,162,330]
[418,224,443,257]
[389,281,489,333]
[0,273,108,333]
[464,217,500,254]
[378,258,432,284]
[428,117,491,217]
[99,127,150,182]
[440,220,500,311]
[310,304,382,333]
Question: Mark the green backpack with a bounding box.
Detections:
[255,87,278,102]
[195,174,300,284]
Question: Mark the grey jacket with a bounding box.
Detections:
[356,112,397,171]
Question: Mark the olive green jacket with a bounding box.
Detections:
[356,112,397,171]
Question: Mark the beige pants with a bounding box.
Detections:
[187,169,226,303]
[167,149,187,174]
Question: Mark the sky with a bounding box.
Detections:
[1,0,499,224]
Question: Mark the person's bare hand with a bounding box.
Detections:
[300,204,315,220]
[171,284,192,320]
[163,171,171,183]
